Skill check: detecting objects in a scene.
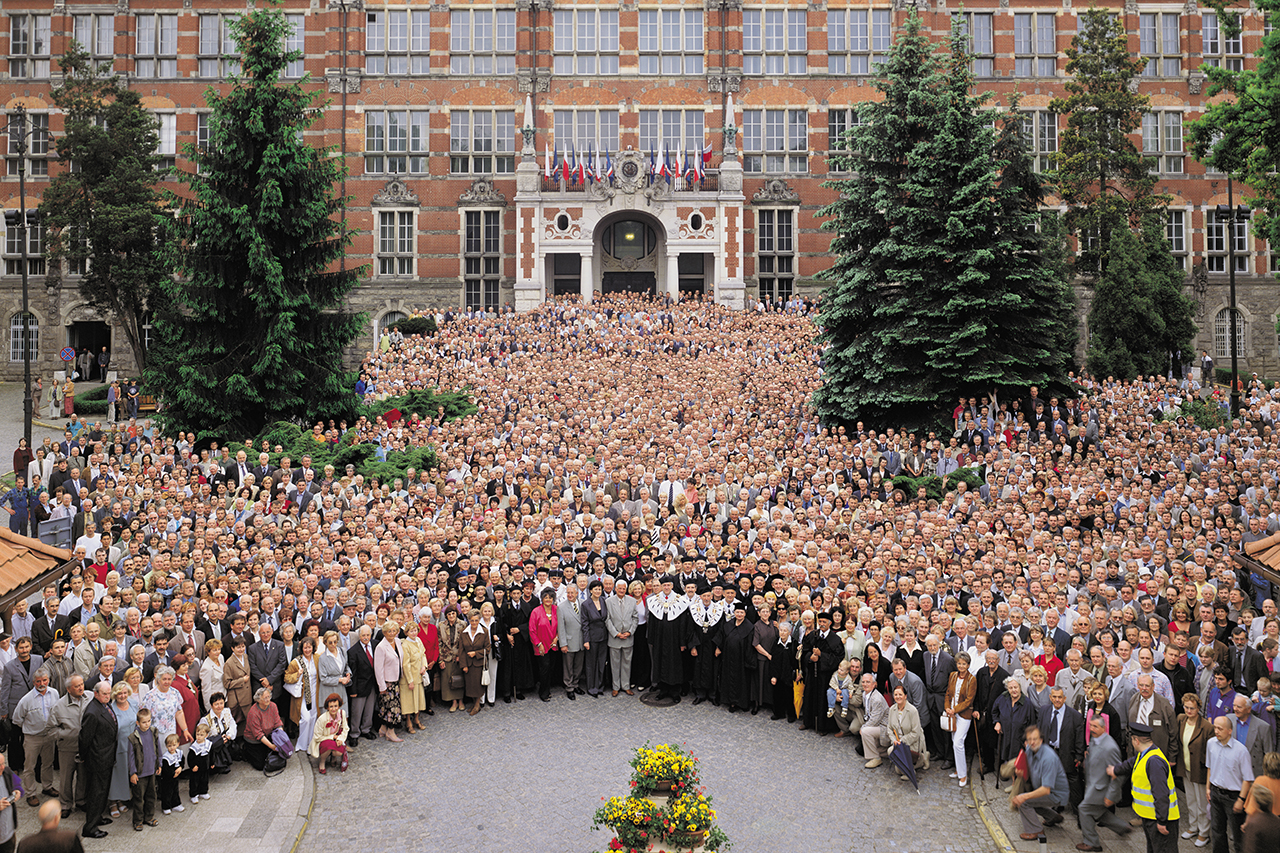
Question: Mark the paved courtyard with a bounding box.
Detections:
[299,694,995,853]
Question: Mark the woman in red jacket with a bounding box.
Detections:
[528,589,558,702]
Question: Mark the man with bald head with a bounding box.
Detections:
[19,799,83,851]
[77,681,117,840]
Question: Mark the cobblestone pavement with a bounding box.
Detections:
[300,693,995,853]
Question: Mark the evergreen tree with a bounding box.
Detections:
[41,44,166,372]
[815,13,1068,431]
[146,7,363,439]
[1048,7,1162,274]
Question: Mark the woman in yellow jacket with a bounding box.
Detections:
[399,615,428,732]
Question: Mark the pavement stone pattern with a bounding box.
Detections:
[75,755,308,853]
[973,771,1156,853]
[299,693,994,853]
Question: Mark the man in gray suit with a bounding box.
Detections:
[923,635,955,763]
[860,673,892,768]
[1105,656,1136,754]
[605,583,638,696]
[1077,716,1132,851]
[557,590,586,699]
[1233,693,1275,776]
[889,657,931,732]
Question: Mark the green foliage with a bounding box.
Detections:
[70,378,141,415]
[390,315,436,337]
[1085,217,1196,379]
[145,6,364,443]
[890,468,982,502]
[1188,1,1280,272]
[814,13,1069,432]
[1048,7,1166,276]
[1178,397,1227,430]
[41,44,167,373]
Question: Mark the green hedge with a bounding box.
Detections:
[390,315,436,337]
[68,378,143,417]
[891,467,983,503]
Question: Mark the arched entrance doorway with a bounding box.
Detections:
[600,219,659,295]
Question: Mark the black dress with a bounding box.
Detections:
[715,617,756,710]
[770,638,798,722]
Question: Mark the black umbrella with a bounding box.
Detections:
[890,740,920,793]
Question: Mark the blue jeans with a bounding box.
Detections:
[827,688,849,711]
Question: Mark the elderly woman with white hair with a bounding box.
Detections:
[244,687,286,770]
[141,665,190,745]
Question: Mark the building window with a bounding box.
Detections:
[464,210,501,312]
[377,210,415,277]
[1214,308,1246,359]
[1013,13,1056,77]
[367,10,430,75]
[553,110,620,158]
[1166,210,1186,269]
[8,14,50,79]
[959,13,994,77]
[135,14,177,78]
[198,14,240,78]
[827,9,891,75]
[742,109,808,174]
[154,113,175,171]
[450,111,516,175]
[756,208,794,304]
[638,9,703,75]
[827,107,861,171]
[1203,12,1243,71]
[65,226,88,276]
[1019,111,1058,173]
[365,110,429,175]
[637,110,704,160]
[1139,13,1180,77]
[552,254,580,296]
[377,310,406,337]
[7,113,50,177]
[678,253,705,294]
[1141,112,1183,174]
[743,9,807,75]
[284,14,305,78]
[450,9,516,74]
[553,9,619,75]
[73,14,115,67]
[4,221,44,276]
[1206,210,1248,273]
[8,313,37,362]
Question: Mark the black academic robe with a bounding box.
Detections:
[649,596,689,690]
[801,629,844,733]
[770,637,798,722]
[688,611,723,697]
[715,618,756,710]
[506,597,537,692]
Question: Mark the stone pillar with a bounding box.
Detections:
[665,250,680,300]
[580,250,594,304]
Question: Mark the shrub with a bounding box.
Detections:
[391,315,436,337]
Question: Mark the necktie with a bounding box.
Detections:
[1050,708,1059,746]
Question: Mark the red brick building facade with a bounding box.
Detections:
[1,0,1277,377]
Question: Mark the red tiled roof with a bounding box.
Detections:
[1237,532,1280,588]
[0,527,70,600]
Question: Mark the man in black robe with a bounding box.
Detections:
[505,580,538,700]
[687,587,723,706]
[801,611,844,734]
[974,648,1010,777]
[678,580,701,695]
[648,575,688,700]
[715,606,755,711]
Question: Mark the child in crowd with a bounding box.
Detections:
[827,659,854,718]
[159,733,185,814]
[128,707,160,831]
[187,723,213,803]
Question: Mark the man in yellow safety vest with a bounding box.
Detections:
[1108,721,1179,853]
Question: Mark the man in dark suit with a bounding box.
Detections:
[223,451,250,489]
[246,623,287,707]
[30,603,65,659]
[347,625,379,743]
[1228,627,1269,695]
[1043,686,1086,815]
[18,800,86,852]
[141,635,173,684]
[923,635,955,764]
[1233,694,1275,777]
[974,650,1010,777]
[77,682,117,840]
[800,612,845,735]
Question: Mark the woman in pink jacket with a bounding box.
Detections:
[373,621,404,742]
[528,589,558,702]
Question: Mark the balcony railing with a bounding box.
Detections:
[540,172,719,194]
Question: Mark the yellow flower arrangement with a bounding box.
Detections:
[661,791,715,837]
[628,742,700,796]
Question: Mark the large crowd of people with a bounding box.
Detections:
[0,293,1277,853]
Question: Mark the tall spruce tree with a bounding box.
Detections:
[815,13,1068,431]
[146,7,362,439]
[41,44,166,372]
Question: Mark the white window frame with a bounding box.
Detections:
[462,209,502,312]
[637,110,704,161]
[7,13,50,79]
[827,107,861,171]
[960,12,995,78]
[1214,307,1246,359]
[450,110,516,175]
[1013,13,1056,78]
[366,10,429,75]
[553,9,619,75]
[72,14,115,64]
[1139,13,1181,77]
[742,109,808,174]
[376,209,416,278]
[743,9,807,75]
[198,13,241,79]
[135,13,177,78]
[154,113,176,171]
[638,9,704,75]
[553,109,620,160]
[450,9,517,75]
[756,208,795,304]
[1141,111,1183,174]
[1203,12,1243,71]
[1166,209,1187,268]
[284,14,305,79]
[1206,210,1248,274]
[1019,111,1058,173]
[4,222,44,277]
[365,109,430,176]
[827,9,891,75]
[7,112,50,177]
[8,313,37,363]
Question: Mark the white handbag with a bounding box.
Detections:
[940,714,956,732]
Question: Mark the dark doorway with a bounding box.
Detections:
[678,253,706,295]
[68,321,111,380]
[602,272,656,295]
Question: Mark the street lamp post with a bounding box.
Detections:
[1216,176,1251,420]
[4,105,41,447]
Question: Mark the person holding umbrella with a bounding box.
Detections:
[885,683,927,782]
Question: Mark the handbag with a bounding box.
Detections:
[940,713,956,732]
[450,672,464,690]
[263,750,288,777]
[481,667,491,686]
[269,727,294,758]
